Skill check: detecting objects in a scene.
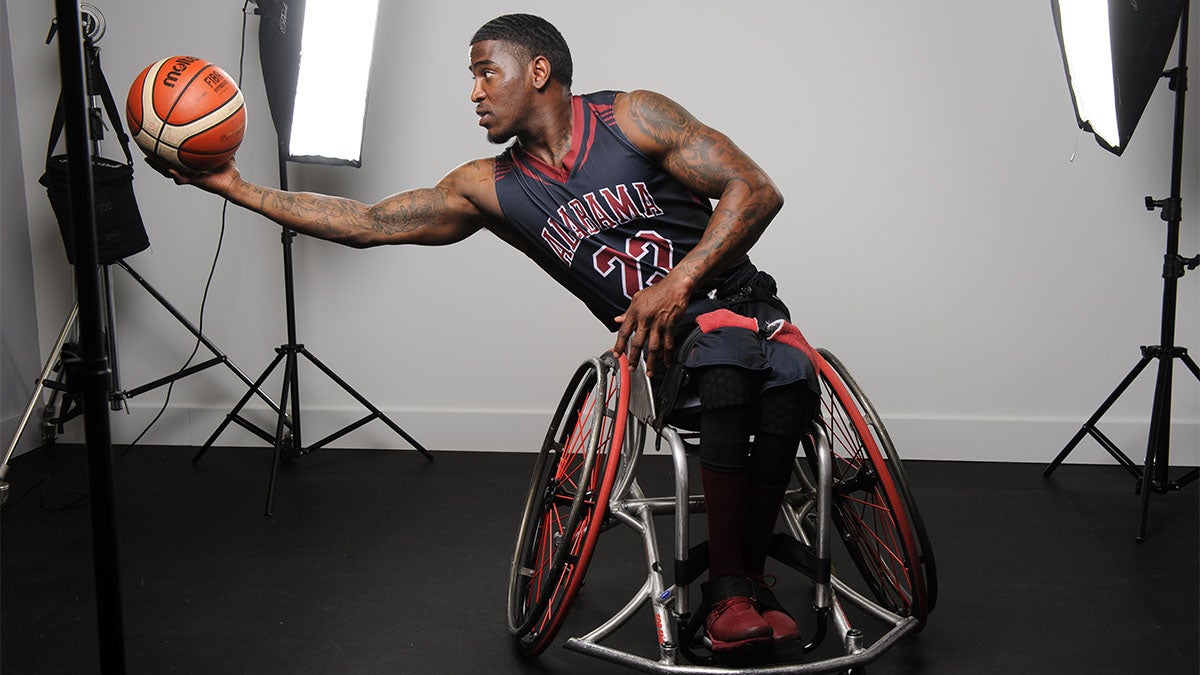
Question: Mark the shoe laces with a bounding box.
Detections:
[751,574,778,590]
[708,595,758,624]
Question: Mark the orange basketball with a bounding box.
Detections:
[126,56,246,173]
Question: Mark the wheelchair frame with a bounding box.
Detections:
[507,348,933,674]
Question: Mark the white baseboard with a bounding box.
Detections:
[883,415,1199,466]
[42,404,1200,467]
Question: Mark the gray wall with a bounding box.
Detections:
[1,0,42,460]
[4,1,1197,464]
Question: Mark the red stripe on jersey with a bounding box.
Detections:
[494,158,514,181]
[593,102,616,125]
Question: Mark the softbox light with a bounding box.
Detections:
[256,0,380,166]
[1052,0,1185,155]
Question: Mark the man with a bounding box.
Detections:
[158,13,818,654]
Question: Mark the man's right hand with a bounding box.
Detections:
[145,155,240,198]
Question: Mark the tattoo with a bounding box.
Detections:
[371,188,448,236]
[626,91,690,149]
[246,186,360,240]
[626,91,743,196]
[624,90,783,287]
[237,176,476,247]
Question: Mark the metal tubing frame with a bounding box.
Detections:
[807,425,834,612]
[1,305,79,485]
[560,369,920,674]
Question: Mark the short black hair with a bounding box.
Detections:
[471,14,573,87]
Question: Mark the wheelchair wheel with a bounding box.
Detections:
[507,353,630,656]
[808,349,936,625]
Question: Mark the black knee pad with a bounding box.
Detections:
[698,404,754,472]
[756,384,819,439]
[748,433,801,492]
[694,365,759,410]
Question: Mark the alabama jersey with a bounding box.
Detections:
[493,90,721,331]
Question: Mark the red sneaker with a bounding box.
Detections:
[752,575,802,642]
[759,606,801,642]
[702,577,773,652]
[705,596,773,651]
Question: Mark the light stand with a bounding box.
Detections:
[193,0,431,517]
[2,7,280,497]
[1044,0,1198,541]
[50,0,125,670]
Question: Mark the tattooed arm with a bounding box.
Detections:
[158,157,500,248]
[610,89,784,374]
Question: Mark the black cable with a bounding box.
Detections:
[114,3,253,465]
[1,473,89,513]
[0,475,49,511]
[114,218,226,464]
[40,480,89,511]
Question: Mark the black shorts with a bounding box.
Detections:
[678,298,818,395]
[652,271,819,426]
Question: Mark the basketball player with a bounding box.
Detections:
[157,14,819,654]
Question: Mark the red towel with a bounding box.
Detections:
[696,308,820,367]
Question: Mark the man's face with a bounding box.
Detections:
[469,40,534,144]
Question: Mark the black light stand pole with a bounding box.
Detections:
[1045,0,1199,542]
[78,21,124,413]
[51,0,126,671]
[266,148,306,514]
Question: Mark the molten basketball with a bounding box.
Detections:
[126,56,246,173]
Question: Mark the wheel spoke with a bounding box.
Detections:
[808,350,930,624]
[507,355,632,656]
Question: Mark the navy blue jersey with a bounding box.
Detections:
[493,91,719,331]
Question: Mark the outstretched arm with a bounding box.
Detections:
[156,157,499,248]
[610,90,784,374]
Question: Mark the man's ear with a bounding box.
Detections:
[530,55,552,90]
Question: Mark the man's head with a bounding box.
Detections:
[469,14,573,145]
[470,14,572,88]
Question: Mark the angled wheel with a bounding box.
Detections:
[507,352,630,656]
[807,348,937,625]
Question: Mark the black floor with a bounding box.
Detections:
[1,443,1196,674]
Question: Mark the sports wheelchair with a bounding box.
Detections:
[506,347,937,673]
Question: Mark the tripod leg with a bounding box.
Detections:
[2,304,79,482]
[102,265,124,412]
[300,347,433,459]
[114,260,284,416]
[1137,350,1179,542]
[1171,354,1200,492]
[1181,352,1200,381]
[1044,354,1153,476]
[1137,412,1163,544]
[288,349,303,453]
[1137,467,1155,542]
[265,352,297,518]
[194,350,286,462]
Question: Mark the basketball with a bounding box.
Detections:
[126,56,246,173]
